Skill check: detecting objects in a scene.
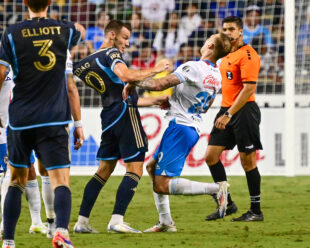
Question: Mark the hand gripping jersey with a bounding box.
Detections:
[0,17,81,130]
[167,60,222,133]
[220,44,260,107]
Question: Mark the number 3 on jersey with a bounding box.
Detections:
[33,39,56,71]
[188,92,215,114]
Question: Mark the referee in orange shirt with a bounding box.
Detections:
[205,16,263,221]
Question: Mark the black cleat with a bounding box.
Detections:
[205,201,238,221]
[231,210,264,222]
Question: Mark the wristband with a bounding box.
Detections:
[224,111,232,118]
[74,120,82,128]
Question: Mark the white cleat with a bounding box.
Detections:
[107,223,142,234]
[29,223,48,234]
[144,222,177,233]
[47,222,56,238]
[73,222,99,234]
[217,181,230,219]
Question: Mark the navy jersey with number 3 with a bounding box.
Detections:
[0,17,81,130]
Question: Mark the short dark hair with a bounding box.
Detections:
[222,16,243,29]
[213,33,232,60]
[26,0,49,13]
[104,20,131,35]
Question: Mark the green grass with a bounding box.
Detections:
[13,176,310,248]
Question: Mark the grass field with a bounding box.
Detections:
[11,176,310,248]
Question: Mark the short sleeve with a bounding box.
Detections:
[105,48,126,71]
[240,49,260,83]
[0,30,13,68]
[68,22,81,48]
[173,62,198,84]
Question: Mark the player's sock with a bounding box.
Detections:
[111,172,140,220]
[109,214,123,226]
[2,239,15,247]
[3,183,24,239]
[41,176,56,220]
[79,173,106,218]
[208,160,233,205]
[25,179,43,226]
[153,192,173,225]
[168,178,219,195]
[246,167,261,214]
[54,186,71,229]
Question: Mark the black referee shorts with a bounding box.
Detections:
[209,101,263,153]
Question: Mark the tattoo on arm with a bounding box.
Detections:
[134,74,180,91]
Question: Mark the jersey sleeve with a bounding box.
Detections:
[173,62,199,84]
[240,49,261,83]
[105,48,126,71]
[67,22,82,49]
[0,30,13,68]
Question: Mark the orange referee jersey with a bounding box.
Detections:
[220,44,260,107]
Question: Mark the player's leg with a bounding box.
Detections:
[38,159,56,238]
[74,159,116,233]
[34,125,74,247]
[205,113,238,221]
[231,151,263,221]
[230,102,263,222]
[108,157,144,234]
[2,166,29,248]
[0,141,8,237]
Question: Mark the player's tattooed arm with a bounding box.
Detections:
[134,74,180,91]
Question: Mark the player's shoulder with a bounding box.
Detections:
[240,44,260,59]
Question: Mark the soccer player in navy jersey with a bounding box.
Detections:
[0,0,84,247]
[73,20,170,234]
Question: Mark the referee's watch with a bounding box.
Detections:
[224,111,232,118]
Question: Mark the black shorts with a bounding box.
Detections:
[97,105,148,162]
[7,125,70,170]
[209,102,263,153]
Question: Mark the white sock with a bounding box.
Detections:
[41,176,55,220]
[108,214,123,226]
[77,215,89,225]
[1,170,11,230]
[25,179,43,226]
[169,178,219,195]
[153,192,173,225]
[3,239,15,246]
[56,227,69,237]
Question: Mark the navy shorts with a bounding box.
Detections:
[7,125,70,170]
[153,121,199,177]
[97,105,148,162]
[209,101,263,153]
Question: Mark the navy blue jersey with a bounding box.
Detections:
[0,17,81,130]
[73,47,138,108]
[73,47,138,131]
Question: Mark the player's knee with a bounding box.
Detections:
[153,183,166,194]
[146,163,153,175]
[205,154,218,166]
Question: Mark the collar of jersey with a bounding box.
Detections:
[202,60,217,68]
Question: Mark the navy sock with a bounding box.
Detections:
[246,167,261,214]
[112,172,140,216]
[209,161,233,205]
[79,173,106,218]
[4,184,24,240]
[54,186,71,229]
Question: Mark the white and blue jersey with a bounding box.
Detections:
[154,60,221,177]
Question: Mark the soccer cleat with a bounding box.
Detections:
[47,222,56,239]
[205,201,238,221]
[217,181,229,218]
[107,223,142,234]
[73,222,99,234]
[231,210,264,222]
[52,231,74,248]
[29,223,48,234]
[144,222,177,233]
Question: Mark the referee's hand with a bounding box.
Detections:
[215,115,231,130]
[73,127,85,150]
